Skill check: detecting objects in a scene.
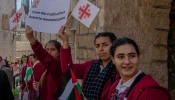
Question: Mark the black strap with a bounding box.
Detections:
[125,72,146,98]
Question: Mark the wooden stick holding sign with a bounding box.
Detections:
[64,14,72,26]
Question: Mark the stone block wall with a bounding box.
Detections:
[72,0,171,88]
[0,0,16,62]
[102,0,171,88]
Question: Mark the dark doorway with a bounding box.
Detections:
[168,1,175,97]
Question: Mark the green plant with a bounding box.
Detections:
[12,89,20,97]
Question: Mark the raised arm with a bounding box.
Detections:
[58,26,96,79]
[25,26,62,77]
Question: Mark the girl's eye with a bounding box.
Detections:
[117,56,124,59]
[129,55,136,58]
[95,45,99,48]
[103,44,108,47]
[51,48,55,51]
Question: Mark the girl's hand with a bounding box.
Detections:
[33,81,38,91]
[25,25,36,44]
[58,26,69,48]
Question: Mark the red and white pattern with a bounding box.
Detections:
[9,6,25,30]
[72,0,100,28]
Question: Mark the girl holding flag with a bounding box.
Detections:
[20,56,29,100]
[57,26,120,100]
[27,53,45,100]
[25,26,64,100]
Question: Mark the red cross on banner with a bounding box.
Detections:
[72,0,100,28]
[9,6,25,30]
[78,4,91,20]
[13,13,22,23]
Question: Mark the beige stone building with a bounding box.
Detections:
[67,0,175,94]
[1,0,175,97]
[0,0,16,62]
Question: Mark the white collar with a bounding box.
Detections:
[33,60,40,68]
[117,70,142,89]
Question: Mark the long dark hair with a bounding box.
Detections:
[20,55,27,64]
[94,32,117,44]
[110,37,140,57]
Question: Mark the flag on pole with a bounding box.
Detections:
[9,6,26,30]
[54,65,85,100]
[24,58,33,82]
[71,0,100,28]
[15,74,22,83]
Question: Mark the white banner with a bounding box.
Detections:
[26,0,70,34]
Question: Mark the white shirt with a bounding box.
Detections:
[100,65,104,73]
[116,70,142,95]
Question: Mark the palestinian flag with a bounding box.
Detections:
[24,58,33,82]
[15,74,22,82]
[54,65,85,100]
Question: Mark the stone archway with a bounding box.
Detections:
[168,1,175,99]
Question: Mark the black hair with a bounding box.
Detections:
[110,37,140,57]
[45,40,61,53]
[4,59,10,68]
[94,32,117,44]
[26,56,30,65]
[45,40,61,58]
[20,55,27,64]
[29,53,38,59]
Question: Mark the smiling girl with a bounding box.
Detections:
[109,37,171,100]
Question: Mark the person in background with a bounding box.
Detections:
[0,59,13,87]
[19,55,27,73]
[20,56,28,100]
[27,53,45,100]
[0,69,14,100]
[109,37,171,100]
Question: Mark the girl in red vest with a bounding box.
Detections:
[109,37,171,100]
[25,26,63,100]
[58,26,120,100]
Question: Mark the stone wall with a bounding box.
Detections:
[0,0,16,62]
[102,0,171,88]
[72,0,171,88]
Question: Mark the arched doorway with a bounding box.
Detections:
[168,1,175,98]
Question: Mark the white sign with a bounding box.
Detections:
[72,0,100,28]
[26,0,70,34]
[9,6,25,30]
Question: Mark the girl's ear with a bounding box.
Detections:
[111,56,115,64]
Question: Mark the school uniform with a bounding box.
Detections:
[31,40,63,100]
[108,71,172,100]
[60,47,120,100]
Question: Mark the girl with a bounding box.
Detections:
[19,55,27,72]
[58,26,120,100]
[109,37,171,100]
[27,53,45,100]
[25,26,63,100]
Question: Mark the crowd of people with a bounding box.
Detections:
[0,25,172,100]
